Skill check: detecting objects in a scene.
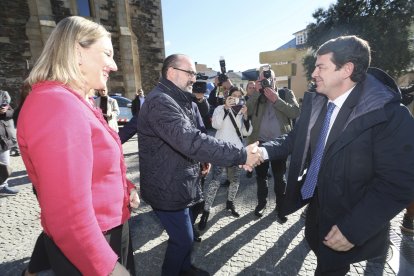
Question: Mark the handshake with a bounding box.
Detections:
[242,141,265,171]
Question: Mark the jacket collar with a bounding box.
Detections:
[158,78,193,105]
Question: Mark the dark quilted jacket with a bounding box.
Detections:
[137,78,247,210]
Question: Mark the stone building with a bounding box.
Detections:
[0,0,165,106]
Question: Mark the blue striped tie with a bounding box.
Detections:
[301,102,336,200]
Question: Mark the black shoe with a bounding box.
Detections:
[254,204,266,217]
[220,179,230,187]
[0,185,19,196]
[10,147,20,157]
[226,200,240,217]
[276,213,287,224]
[401,214,414,234]
[193,227,202,242]
[180,265,210,276]
[198,211,209,231]
[274,205,287,223]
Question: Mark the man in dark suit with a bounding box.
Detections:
[131,88,145,116]
[254,35,414,275]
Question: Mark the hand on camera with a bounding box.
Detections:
[263,87,279,103]
[224,96,236,109]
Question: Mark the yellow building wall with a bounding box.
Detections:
[260,47,310,101]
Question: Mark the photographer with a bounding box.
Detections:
[198,87,252,231]
[208,58,234,108]
[192,75,211,130]
[246,66,300,221]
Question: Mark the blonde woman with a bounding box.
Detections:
[18,16,138,276]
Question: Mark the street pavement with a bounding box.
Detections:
[1,134,414,275]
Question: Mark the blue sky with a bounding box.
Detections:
[161,0,336,72]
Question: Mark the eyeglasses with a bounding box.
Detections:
[173,67,197,77]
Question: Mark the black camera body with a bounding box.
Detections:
[218,58,228,85]
[260,66,273,91]
[193,73,208,94]
[230,97,246,114]
[308,82,317,92]
[192,82,206,94]
[262,66,273,86]
[263,69,272,79]
[260,78,272,88]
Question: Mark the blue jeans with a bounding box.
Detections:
[154,208,194,276]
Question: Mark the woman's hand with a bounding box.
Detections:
[129,189,140,209]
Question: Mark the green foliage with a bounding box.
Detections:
[302,0,414,80]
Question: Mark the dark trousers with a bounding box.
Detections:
[27,222,135,275]
[255,158,287,207]
[154,208,194,276]
[315,262,350,276]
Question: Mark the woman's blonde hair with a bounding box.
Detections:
[27,16,111,90]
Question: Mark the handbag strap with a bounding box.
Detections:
[226,109,243,143]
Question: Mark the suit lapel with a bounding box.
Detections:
[324,83,362,156]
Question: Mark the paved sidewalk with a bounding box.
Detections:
[1,136,413,275]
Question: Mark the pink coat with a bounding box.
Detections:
[17,81,135,276]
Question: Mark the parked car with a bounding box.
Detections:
[109,94,133,125]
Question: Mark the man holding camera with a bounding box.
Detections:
[192,75,211,130]
[246,67,300,221]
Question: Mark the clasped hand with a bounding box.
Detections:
[241,141,264,171]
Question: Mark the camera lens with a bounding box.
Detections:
[260,79,271,88]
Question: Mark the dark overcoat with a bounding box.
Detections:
[263,70,414,270]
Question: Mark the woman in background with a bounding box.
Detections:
[198,87,252,231]
[95,87,120,132]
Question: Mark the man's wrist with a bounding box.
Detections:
[260,147,269,160]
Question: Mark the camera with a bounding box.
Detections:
[217,57,228,85]
[192,82,206,94]
[260,65,273,91]
[192,73,208,94]
[308,82,317,92]
[260,78,272,88]
[1,101,8,108]
[235,98,246,106]
[228,96,246,113]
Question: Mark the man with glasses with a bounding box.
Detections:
[119,54,262,276]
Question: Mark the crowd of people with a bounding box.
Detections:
[1,16,413,276]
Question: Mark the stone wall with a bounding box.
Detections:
[0,0,164,105]
[130,0,165,94]
[0,0,31,106]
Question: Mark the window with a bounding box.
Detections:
[77,0,91,17]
